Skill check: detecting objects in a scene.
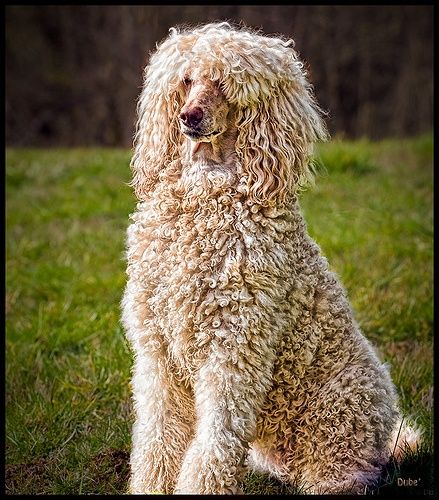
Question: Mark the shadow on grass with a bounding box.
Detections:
[244,446,435,496]
[243,472,301,495]
[367,447,435,496]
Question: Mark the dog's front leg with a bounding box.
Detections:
[174,338,275,494]
[129,348,194,494]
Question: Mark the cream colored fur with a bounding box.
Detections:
[121,22,421,495]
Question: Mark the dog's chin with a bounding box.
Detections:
[183,131,215,157]
[181,127,225,158]
[181,128,222,142]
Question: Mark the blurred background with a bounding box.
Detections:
[5,4,433,147]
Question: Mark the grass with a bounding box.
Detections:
[5,135,434,495]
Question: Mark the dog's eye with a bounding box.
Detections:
[183,76,192,86]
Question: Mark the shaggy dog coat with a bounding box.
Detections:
[121,22,420,494]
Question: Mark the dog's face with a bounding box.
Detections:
[179,77,231,142]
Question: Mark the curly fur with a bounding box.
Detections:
[122,22,421,495]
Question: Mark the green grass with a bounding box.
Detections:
[6,135,433,495]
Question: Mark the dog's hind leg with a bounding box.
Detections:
[277,365,399,494]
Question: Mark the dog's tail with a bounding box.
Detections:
[389,417,423,461]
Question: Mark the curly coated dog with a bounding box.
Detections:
[121,22,421,494]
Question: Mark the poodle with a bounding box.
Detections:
[121,22,421,495]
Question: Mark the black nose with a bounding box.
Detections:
[180,107,203,128]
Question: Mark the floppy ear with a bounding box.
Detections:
[235,80,328,207]
[130,27,191,201]
[130,79,183,201]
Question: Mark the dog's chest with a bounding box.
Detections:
[131,198,239,355]
[127,183,296,374]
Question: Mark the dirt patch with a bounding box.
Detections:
[6,457,52,494]
[89,448,130,494]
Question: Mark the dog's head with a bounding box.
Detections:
[178,77,230,143]
[131,22,328,206]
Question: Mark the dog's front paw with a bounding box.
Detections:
[175,447,243,494]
